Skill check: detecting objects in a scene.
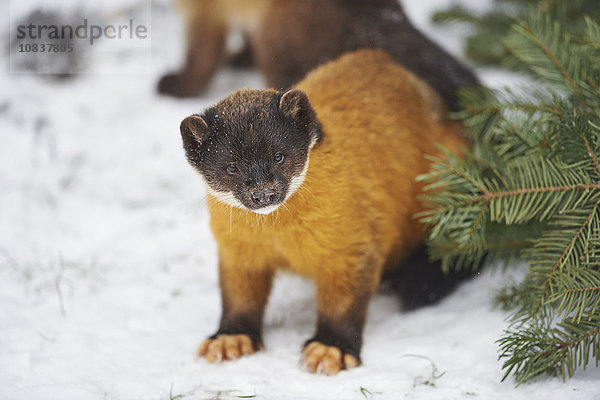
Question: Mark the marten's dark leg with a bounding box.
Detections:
[158,13,226,97]
[302,254,381,375]
[199,261,273,362]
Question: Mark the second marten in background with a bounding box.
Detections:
[160,0,479,111]
[179,49,469,374]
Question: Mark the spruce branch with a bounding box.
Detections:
[532,200,600,318]
[508,20,582,101]
[431,0,600,68]
[498,319,600,384]
[553,269,600,323]
[423,9,600,382]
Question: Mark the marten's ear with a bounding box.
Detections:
[279,89,311,121]
[279,89,323,145]
[180,115,210,145]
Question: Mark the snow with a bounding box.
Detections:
[1,0,598,399]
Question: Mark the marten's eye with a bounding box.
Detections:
[274,153,285,164]
[226,163,238,175]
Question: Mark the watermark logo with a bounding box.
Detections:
[10,1,151,75]
[16,18,148,46]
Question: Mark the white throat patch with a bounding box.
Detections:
[285,157,310,203]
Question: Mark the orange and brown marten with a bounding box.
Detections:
[180,50,470,374]
[160,0,479,111]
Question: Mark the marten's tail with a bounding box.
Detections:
[383,246,481,311]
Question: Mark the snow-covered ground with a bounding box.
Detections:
[1,0,598,399]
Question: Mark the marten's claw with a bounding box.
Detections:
[301,341,360,375]
[198,334,256,363]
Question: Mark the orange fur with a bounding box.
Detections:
[198,50,468,374]
[208,49,466,300]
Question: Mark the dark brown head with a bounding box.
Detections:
[180,88,322,214]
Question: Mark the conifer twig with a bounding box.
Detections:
[534,201,599,317]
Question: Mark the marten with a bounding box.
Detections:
[179,49,469,375]
[160,0,479,111]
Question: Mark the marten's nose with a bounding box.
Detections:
[252,188,276,206]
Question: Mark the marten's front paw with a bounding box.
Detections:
[301,341,360,375]
[198,334,259,363]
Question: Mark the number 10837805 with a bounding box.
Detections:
[18,43,74,53]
